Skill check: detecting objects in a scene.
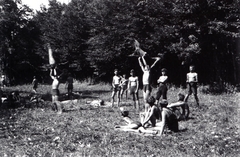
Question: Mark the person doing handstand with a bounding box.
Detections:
[50,68,62,114]
[138,56,160,113]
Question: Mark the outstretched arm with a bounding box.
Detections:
[167,101,185,108]
[138,57,145,71]
[150,58,160,69]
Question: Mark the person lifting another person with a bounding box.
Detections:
[138,56,160,113]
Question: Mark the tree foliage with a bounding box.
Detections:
[0,0,239,85]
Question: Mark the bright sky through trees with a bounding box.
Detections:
[21,0,70,10]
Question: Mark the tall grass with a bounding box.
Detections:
[0,81,239,156]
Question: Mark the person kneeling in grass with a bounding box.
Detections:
[159,93,188,135]
[115,107,158,134]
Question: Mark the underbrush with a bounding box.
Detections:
[0,82,239,156]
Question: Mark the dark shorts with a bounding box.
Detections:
[129,86,137,95]
[187,82,197,95]
[156,84,168,100]
[113,85,121,92]
[143,84,152,92]
[68,84,73,90]
[121,85,127,91]
[52,89,60,96]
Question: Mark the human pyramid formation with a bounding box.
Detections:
[47,40,200,136]
[112,40,200,136]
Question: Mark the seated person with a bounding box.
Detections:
[159,93,188,135]
[115,107,158,134]
[140,96,161,127]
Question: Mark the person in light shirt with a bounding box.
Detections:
[127,69,140,110]
[138,56,160,113]
[185,65,199,106]
[156,68,168,106]
[111,69,121,107]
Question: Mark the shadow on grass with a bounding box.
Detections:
[178,128,188,133]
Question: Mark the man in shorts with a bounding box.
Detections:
[127,69,140,110]
[111,69,121,107]
[185,65,199,106]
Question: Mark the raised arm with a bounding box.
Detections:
[138,57,145,71]
[141,56,147,66]
[150,57,160,69]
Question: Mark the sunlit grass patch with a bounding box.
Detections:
[0,83,239,156]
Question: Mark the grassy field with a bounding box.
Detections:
[0,81,239,157]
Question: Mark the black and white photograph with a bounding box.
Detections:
[0,0,239,156]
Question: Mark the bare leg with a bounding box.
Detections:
[144,90,151,113]
[47,43,55,65]
[117,91,120,107]
[159,110,167,136]
[138,127,158,134]
[132,94,136,109]
[184,94,190,102]
[111,91,116,107]
[194,94,199,106]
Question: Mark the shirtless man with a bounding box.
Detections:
[127,69,140,110]
[111,69,121,107]
[185,65,199,106]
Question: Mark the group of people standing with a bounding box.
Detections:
[112,54,200,135]
[111,55,169,110]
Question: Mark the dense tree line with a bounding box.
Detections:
[0,0,239,86]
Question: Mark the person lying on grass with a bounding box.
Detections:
[159,93,189,136]
[115,107,158,134]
